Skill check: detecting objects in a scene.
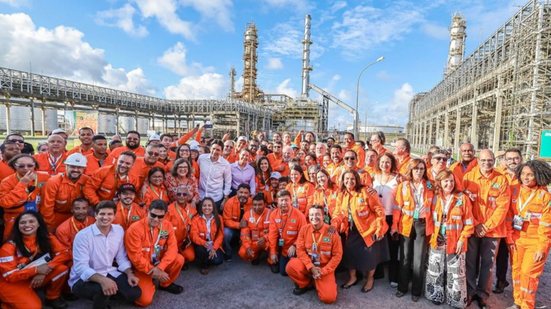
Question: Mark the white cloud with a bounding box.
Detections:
[266,57,283,70]
[275,78,298,98]
[330,1,347,13]
[134,0,194,39]
[337,89,349,101]
[0,0,28,7]
[164,73,227,99]
[95,3,148,37]
[421,22,449,40]
[180,0,233,31]
[0,13,154,95]
[331,4,424,58]
[157,42,211,76]
[264,21,325,60]
[260,0,309,12]
[370,83,414,126]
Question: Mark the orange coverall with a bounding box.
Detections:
[129,157,165,188]
[82,165,140,206]
[113,202,146,231]
[312,187,338,222]
[104,146,146,166]
[393,180,435,237]
[397,155,412,177]
[238,208,272,262]
[41,173,90,230]
[429,192,474,254]
[222,196,252,229]
[427,167,464,191]
[268,207,307,259]
[331,166,373,188]
[463,168,510,238]
[286,223,343,304]
[140,183,170,207]
[55,216,95,249]
[0,235,71,309]
[83,153,105,176]
[34,152,67,176]
[0,160,14,182]
[125,218,184,307]
[508,186,551,309]
[345,144,366,169]
[286,182,315,215]
[67,145,93,156]
[0,172,49,240]
[450,158,478,184]
[190,215,224,250]
[166,202,197,262]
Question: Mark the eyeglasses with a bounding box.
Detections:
[175,192,189,196]
[433,157,446,162]
[343,157,356,161]
[8,139,24,144]
[180,149,190,152]
[412,167,425,171]
[15,164,35,168]
[147,151,160,156]
[149,213,165,219]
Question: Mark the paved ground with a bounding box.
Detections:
[69,255,550,309]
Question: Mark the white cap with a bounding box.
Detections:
[51,128,67,135]
[65,153,87,167]
[237,136,248,142]
[188,140,200,151]
[148,134,161,141]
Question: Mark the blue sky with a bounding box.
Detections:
[0,0,525,130]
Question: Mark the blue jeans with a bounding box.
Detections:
[223,227,240,257]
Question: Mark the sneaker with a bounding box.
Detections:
[390,281,398,288]
[45,298,68,309]
[395,291,405,298]
[159,283,184,295]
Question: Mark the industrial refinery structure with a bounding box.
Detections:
[407,0,551,157]
[0,14,352,137]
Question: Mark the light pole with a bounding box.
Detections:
[354,56,384,138]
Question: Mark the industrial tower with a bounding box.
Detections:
[445,13,466,77]
[233,23,263,103]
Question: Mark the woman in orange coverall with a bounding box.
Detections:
[286,164,315,215]
[190,197,224,275]
[0,211,71,309]
[507,160,551,309]
[425,170,473,308]
[312,169,338,224]
[141,167,170,206]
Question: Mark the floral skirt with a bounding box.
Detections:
[425,245,468,308]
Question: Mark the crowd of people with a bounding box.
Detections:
[0,126,549,309]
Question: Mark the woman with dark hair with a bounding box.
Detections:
[372,152,401,286]
[255,156,272,192]
[165,158,199,203]
[393,159,435,302]
[508,160,551,309]
[140,167,169,206]
[0,211,71,309]
[425,170,473,307]
[332,170,388,293]
[285,164,315,216]
[167,144,200,179]
[0,154,50,241]
[313,169,338,224]
[190,197,224,275]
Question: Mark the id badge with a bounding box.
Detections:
[324,214,331,225]
[440,223,446,235]
[413,209,419,220]
[292,198,299,208]
[278,238,284,247]
[24,201,37,212]
[251,230,259,240]
[513,215,524,231]
[311,253,320,266]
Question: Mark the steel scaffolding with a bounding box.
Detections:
[407,0,551,157]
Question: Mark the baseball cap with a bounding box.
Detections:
[65,153,87,167]
[270,172,282,180]
[51,128,67,135]
[118,183,137,194]
[148,134,161,141]
[237,136,248,142]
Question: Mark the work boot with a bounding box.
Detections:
[159,283,184,294]
[493,280,510,294]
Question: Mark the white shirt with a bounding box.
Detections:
[198,153,232,201]
[69,223,132,288]
[373,174,399,216]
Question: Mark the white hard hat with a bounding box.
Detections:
[65,153,87,167]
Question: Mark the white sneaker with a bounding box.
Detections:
[390,282,398,288]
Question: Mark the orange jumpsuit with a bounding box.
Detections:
[463,168,510,238]
[312,186,338,223]
[0,235,71,309]
[393,180,435,237]
[41,173,90,230]
[326,162,342,180]
[129,158,165,188]
[331,188,388,245]
[166,202,197,262]
[397,155,412,177]
[450,158,478,184]
[509,186,551,309]
[140,183,170,207]
[113,202,146,231]
[238,208,272,262]
[331,166,373,188]
[83,153,106,176]
[427,167,464,191]
[286,223,343,304]
[345,143,366,169]
[429,193,474,254]
[267,153,288,176]
[190,215,224,250]
[222,196,252,229]
[67,145,93,156]
[82,165,140,206]
[268,207,307,259]
[125,218,184,307]
[0,172,49,240]
[286,182,315,215]
[33,152,67,176]
[373,145,388,157]
[104,146,146,166]
[55,216,95,249]
[0,160,14,182]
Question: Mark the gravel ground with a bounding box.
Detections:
[69,255,550,309]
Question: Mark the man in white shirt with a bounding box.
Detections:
[70,200,141,308]
[198,139,232,212]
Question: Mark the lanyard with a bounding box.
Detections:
[311,228,324,252]
[149,185,164,200]
[176,203,191,224]
[517,190,536,217]
[149,223,163,248]
[202,215,213,241]
[71,217,88,232]
[409,182,425,211]
[249,209,262,226]
[48,153,63,173]
[442,195,454,219]
[121,204,133,224]
[277,209,290,235]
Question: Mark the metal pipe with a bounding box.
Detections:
[354,56,384,137]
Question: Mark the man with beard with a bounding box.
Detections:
[83,151,139,206]
[129,143,165,187]
[0,140,21,181]
[315,143,327,166]
[68,127,94,156]
[84,135,108,175]
[41,153,90,231]
[113,184,146,231]
[105,131,145,165]
[55,198,95,249]
[327,145,343,179]
[34,134,68,176]
[343,132,365,169]
[286,205,342,304]
[222,184,252,261]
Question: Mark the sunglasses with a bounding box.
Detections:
[343,157,356,161]
[16,164,35,168]
[433,157,446,162]
[147,151,160,156]
[149,213,165,219]
[176,192,189,196]
[412,167,425,171]
[9,139,24,144]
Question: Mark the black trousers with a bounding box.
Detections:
[398,219,428,296]
[375,215,399,282]
[495,238,509,284]
[72,273,141,309]
[195,245,223,269]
